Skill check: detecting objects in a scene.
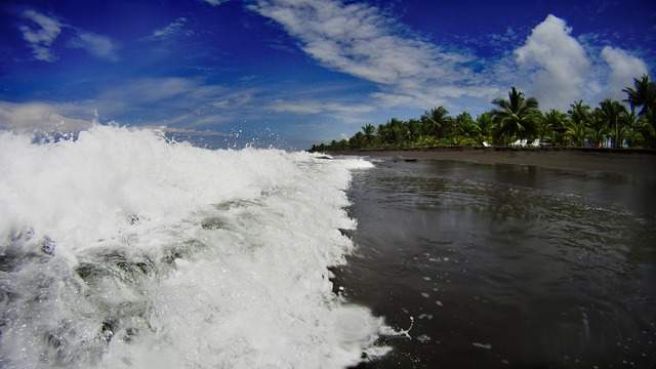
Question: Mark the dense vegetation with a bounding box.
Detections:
[310,75,656,151]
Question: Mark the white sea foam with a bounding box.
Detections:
[0,125,384,368]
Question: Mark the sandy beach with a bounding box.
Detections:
[330,149,656,177]
[337,157,656,368]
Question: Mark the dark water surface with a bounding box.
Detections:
[335,159,656,369]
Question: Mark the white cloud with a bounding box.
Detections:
[19,10,62,62]
[271,100,373,115]
[212,91,254,109]
[150,17,189,40]
[88,77,263,128]
[0,101,92,132]
[601,46,649,100]
[250,4,651,116]
[0,100,237,140]
[514,14,591,110]
[18,9,119,62]
[69,32,119,61]
[249,0,495,110]
[96,77,228,107]
[0,78,255,132]
[202,0,229,6]
[250,0,470,85]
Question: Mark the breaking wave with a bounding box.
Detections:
[0,125,388,368]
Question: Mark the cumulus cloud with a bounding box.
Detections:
[248,4,651,116]
[601,46,649,100]
[0,101,92,132]
[69,32,119,61]
[19,10,62,62]
[514,14,591,110]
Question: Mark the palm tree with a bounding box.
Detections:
[639,110,656,146]
[564,119,588,147]
[568,100,591,125]
[566,100,591,147]
[620,110,650,147]
[623,75,656,115]
[449,112,479,145]
[406,119,422,143]
[477,112,494,145]
[421,106,451,138]
[361,124,376,145]
[589,110,609,148]
[349,132,365,148]
[385,118,409,145]
[623,75,656,148]
[490,87,540,145]
[377,123,393,145]
[597,99,627,149]
[541,110,568,146]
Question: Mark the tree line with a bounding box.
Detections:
[310,75,656,152]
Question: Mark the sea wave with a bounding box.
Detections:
[0,125,386,369]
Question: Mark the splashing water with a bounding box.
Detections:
[0,125,389,369]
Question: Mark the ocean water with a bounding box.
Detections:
[0,126,391,369]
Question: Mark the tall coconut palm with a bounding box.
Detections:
[564,119,588,147]
[568,100,591,125]
[406,119,422,143]
[589,110,609,148]
[376,123,393,144]
[387,118,409,145]
[541,109,568,146]
[620,110,651,147]
[642,112,656,148]
[623,75,656,115]
[361,124,376,145]
[490,87,540,145]
[476,112,494,144]
[597,99,627,149]
[421,106,451,138]
[449,112,479,145]
[349,132,365,148]
[566,100,591,147]
[624,75,656,147]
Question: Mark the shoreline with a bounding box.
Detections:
[328,148,656,177]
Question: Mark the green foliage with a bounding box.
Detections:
[588,111,610,148]
[623,75,656,147]
[597,99,628,149]
[421,106,451,138]
[541,109,569,145]
[361,123,376,145]
[623,75,656,115]
[453,112,480,144]
[476,112,494,144]
[565,100,591,147]
[311,80,656,152]
[490,87,540,145]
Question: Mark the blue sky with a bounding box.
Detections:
[0,0,654,148]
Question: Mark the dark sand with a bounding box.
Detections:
[334,156,656,368]
[330,149,656,177]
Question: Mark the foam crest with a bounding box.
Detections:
[0,125,386,368]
